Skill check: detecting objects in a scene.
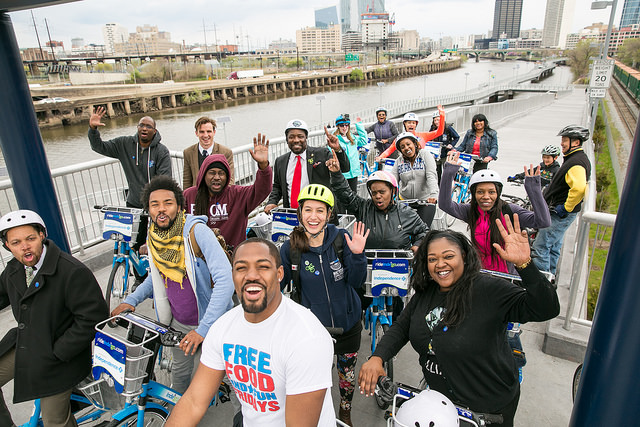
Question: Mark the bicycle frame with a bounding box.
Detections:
[20,389,106,427]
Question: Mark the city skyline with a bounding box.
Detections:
[8,0,620,51]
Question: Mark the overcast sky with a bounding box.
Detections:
[7,0,621,50]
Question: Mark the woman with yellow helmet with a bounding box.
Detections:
[279,184,369,426]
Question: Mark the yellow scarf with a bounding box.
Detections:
[148,210,186,285]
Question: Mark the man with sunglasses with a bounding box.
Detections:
[88,107,172,252]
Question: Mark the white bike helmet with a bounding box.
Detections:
[469,169,503,189]
[254,212,272,227]
[285,119,309,136]
[395,132,420,150]
[394,389,459,427]
[403,112,419,123]
[433,111,441,119]
[0,210,47,244]
[375,106,387,115]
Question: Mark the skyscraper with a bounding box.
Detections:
[340,0,385,32]
[620,0,640,28]
[315,6,339,29]
[542,0,576,48]
[491,0,523,40]
[102,23,129,55]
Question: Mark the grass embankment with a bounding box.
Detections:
[586,103,620,319]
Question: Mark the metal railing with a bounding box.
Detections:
[562,101,618,330]
[0,85,571,268]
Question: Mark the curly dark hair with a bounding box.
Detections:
[411,230,481,326]
[141,175,185,210]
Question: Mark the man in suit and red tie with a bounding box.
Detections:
[264,119,350,214]
[183,117,235,189]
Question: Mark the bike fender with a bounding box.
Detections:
[378,317,391,327]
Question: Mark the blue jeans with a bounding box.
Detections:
[532,211,578,274]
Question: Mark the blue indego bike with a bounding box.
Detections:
[19,311,230,426]
[362,249,414,409]
[95,205,150,312]
[446,153,481,227]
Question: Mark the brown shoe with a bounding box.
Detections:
[338,407,353,426]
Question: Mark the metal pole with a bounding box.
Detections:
[0,13,70,252]
[569,107,640,426]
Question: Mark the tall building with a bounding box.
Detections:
[340,0,385,32]
[315,6,339,29]
[491,0,523,40]
[296,25,341,53]
[114,25,181,55]
[103,23,129,55]
[361,13,391,47]
[542,0,576,48]
[620,0,640,28]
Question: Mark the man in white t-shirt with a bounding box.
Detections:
[166,238,336,427]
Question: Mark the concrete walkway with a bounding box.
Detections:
[1,88,592,426]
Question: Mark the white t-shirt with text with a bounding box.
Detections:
[201,296,336,426]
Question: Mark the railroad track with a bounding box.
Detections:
[609,78,639,137]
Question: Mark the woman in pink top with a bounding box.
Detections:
[454,113,498,173]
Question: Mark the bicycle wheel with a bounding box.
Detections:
[107,407,169,426]
[374,323,393,409]
[106,260,128,312]
[572,363,583,402]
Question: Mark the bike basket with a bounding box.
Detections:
[338,214,356,235]
[458,153,473,173]
[78,375,126,411]
[92,315,159,398]
[101,206,144,243]
[424,142,441,161]
[364,249,413,297]
[271,208,298,243]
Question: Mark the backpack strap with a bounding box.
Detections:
[290,246,302,304]
[290,231,346,304]
[189,225,204,259]
[189,224,232,288]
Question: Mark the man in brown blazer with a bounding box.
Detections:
[183,116,235,189]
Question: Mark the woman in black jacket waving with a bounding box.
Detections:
[358,215,560,426]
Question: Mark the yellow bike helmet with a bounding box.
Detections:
[297,184,335,209]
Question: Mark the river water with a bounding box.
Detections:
[2,60,572,171]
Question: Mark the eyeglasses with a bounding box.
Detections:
[138,123,155,130]
[338,123,349,128]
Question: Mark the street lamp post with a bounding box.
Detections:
[423,75,428,100]
[488,69,492,86]
[377,82,385,106]
[216,116,232,146]
[464,72,470,95]
[316,95,326,127]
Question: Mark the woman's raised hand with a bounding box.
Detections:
[344,221,370,255]
[492,214,531,265]
[524,163,541,177]
[446,150,461,166]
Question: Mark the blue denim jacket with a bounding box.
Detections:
[455,128,498,160]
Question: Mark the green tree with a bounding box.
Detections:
[567,40,600,83]
[617,38,640,69]
[349,68,364,81]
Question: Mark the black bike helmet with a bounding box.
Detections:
[557,125,589,143]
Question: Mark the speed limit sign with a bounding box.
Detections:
[589,59,614,89]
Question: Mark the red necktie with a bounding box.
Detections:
[291,155,302,208]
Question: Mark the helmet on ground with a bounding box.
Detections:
[541,145,561,156]
[375,107,387,114]
[403,112,419,123]
[395,132,420,150]
[469,169,503,189]
[557,125,589,142]
[297,184,335,209]
[367,170,398,190]
[394,389,459,427]
[335,114,350,126]
[285,119,309,136]
[254,212,271,227]
[0,210,47,243]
